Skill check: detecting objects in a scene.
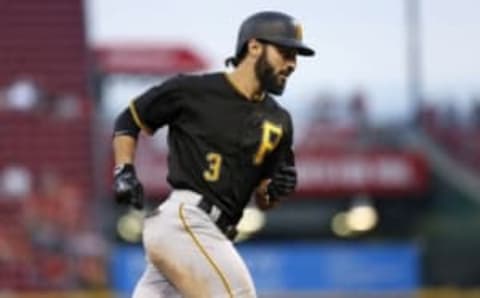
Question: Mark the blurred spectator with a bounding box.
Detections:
[311,91,337,124]
[67,228,108,288]
[24,170,82,251]
[348,88,369,130]
[2,77,46,112]
[443,101,459,129]
[0,77,85,119]
[20,168,108,288]
[301,90,370,149]
[418,103,439,131]
[0,165,33,200]
[53,93,82,120]
[471,94,480,128]
[0,213,32,264]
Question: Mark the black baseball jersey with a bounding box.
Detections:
[129,72,294,222]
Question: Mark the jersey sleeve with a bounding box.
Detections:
[129,75,185,134]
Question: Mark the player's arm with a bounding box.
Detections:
[113,135,137,165]
[113,104,142,165]
[112,76,184,209]
[112,107,144,209]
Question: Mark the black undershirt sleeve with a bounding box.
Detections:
[113,108,141,138]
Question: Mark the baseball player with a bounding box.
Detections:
[112,11,315,298]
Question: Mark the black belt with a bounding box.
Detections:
[197,198,237,240]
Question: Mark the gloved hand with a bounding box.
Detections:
[267,164,297,199]
[113,164,144,209]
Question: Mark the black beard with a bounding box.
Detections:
[254,50,286,95]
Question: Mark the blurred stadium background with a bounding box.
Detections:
[1,0,480,297]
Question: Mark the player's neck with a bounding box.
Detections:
[226,68,265,102]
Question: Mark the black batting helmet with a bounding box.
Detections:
[234,11,315,58]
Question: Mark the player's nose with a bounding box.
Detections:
[286,54,297,72]
[284,63,295,76]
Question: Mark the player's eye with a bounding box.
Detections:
[277,47,297,61]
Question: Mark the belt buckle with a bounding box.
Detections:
[209,204,222,222]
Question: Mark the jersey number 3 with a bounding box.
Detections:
[203,152,222,182]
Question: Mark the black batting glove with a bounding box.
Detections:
[267,164,297,199]
[113,164,144,209]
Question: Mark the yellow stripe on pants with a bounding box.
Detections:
[178,203,234,298]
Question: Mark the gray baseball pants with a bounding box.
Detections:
[132,190,257,298]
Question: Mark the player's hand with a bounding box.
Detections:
[267,164,297,199]
[113,164,144,209]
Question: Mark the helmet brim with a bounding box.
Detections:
[264,37,315,56]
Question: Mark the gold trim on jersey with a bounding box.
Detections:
[178,203,234,298]
[129,101,153,135]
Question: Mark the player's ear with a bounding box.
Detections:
[247,39,263,58]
